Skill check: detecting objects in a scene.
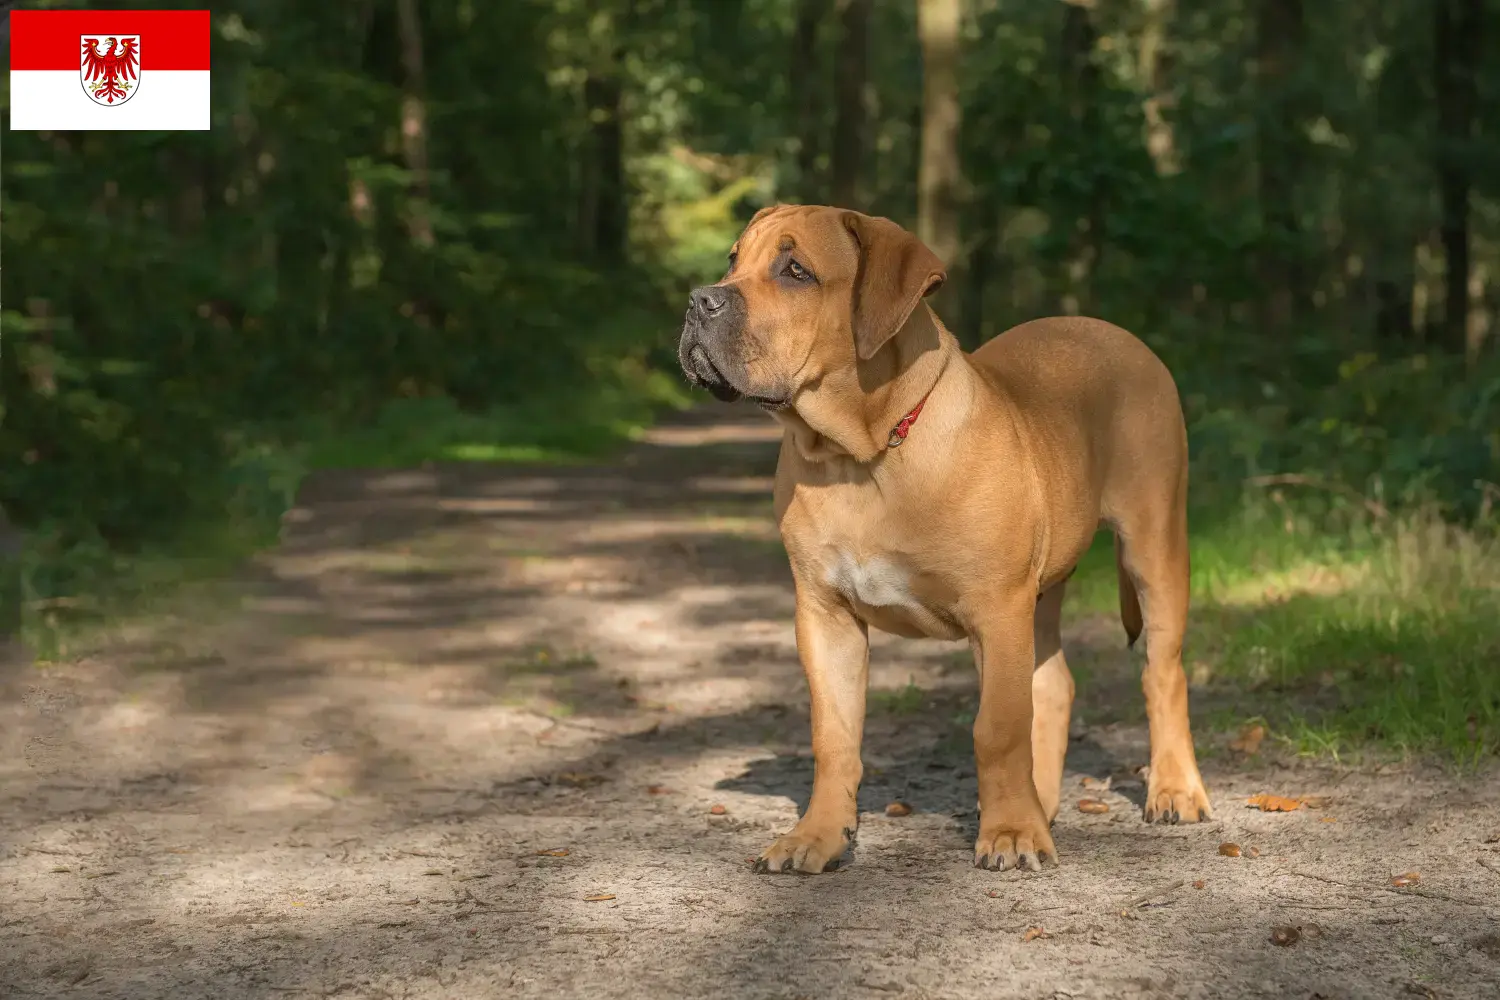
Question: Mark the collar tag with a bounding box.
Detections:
[886,393,929,449]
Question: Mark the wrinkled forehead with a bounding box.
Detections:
[733,206,856,274]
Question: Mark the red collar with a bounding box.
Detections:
[886,392,930,449]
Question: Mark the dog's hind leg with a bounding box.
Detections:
[1114,489,1213,824]
[1031,581,1074,824]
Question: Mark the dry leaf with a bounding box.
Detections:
[1022,926,1047,942]
[1192,880,1206,889]
[1248,846,1261,858]
[1246,793,1304,812]
[536,848,570,858]
[1218,843,1243,858]
[708,804,727,816]
[1270,925,1301,947]
[583,893,615,902]
[1080,776,1112,792]
[1391,872,1421,888]
[422,869,445,876]
[1078,798,1110,814]
[557,772,607,788]
[1229,723,1267,755]
[49,866,71,873]
[1319,816,1337,823]
[646,784,672,795]
[885,801,913,817]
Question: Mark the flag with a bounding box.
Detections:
[8,9,210,131]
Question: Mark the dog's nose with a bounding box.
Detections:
[690,286,727,318]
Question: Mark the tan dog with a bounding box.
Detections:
[677,205,1212,875]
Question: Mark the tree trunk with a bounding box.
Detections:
[1138,0,1178,176]
[1433,0,1482,354]
[830,0,870,210]
[394,0,433,248]
[579,1,632,264]
[1255,0,1307,336]
[1060,0,1102,316]
[917,0,963,270]
[917,0,964,341]
[791,0,829,203]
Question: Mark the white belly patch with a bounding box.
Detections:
[826,553,918,611]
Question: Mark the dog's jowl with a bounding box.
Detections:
[678,205,1212,876]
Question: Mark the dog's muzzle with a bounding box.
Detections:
[678,284,747,403]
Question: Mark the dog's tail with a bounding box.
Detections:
[1115,536,1143,650]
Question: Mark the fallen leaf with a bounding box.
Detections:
[290,901,307,907]
[583,893,615,902]
[646,785,672,795]
[1229,723,1267,755]
[1080,776,1112,792]
[708,804,727,816]
[1391,871,1421,888]
[1078,798,1110,814]
[557,772,607,788]
[536,848,570,857]
[83,871,118,879]
[1270,925,1301,947]
[885,801,913,817]
[1246,793,1303,812]
[49,866,71,873]
[422,869,445,876]
[1319,816,1337,823]
[1022,926,1047,942]
[1218,843,1243,858]
[1248,846,1261,858]
[1192,880,1205,889]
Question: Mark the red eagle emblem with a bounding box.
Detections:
[81,35,141,106]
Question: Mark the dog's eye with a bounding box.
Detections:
[726,252,737,272]
[784,259,808,281]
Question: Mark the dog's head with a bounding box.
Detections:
[677,205,948,410]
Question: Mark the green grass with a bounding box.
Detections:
[299,361,689,470]
[1066,505,1500,764]
[871,679,928,715]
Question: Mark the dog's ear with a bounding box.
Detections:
[842,212,947,360]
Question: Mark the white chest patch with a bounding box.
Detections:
[825,552,919,610]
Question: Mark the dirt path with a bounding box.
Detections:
[4,403,1499,999]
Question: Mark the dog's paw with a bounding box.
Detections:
[754,823,853,875]
[973,815,1058,872]
[1143,765,1213,824]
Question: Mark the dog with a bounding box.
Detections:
[677,205,1212,875]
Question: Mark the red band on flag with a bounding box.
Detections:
[9,10,211,72]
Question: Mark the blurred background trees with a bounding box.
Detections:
[2,0,1497,593]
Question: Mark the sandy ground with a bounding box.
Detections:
[4,402,1500,1000]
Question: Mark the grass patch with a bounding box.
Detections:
[300,361,689,471]
[1067,507,1500,763]
[870,679,927,716]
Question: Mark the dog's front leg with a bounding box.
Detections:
[755,592,868,875]
[971,590,1059,872]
